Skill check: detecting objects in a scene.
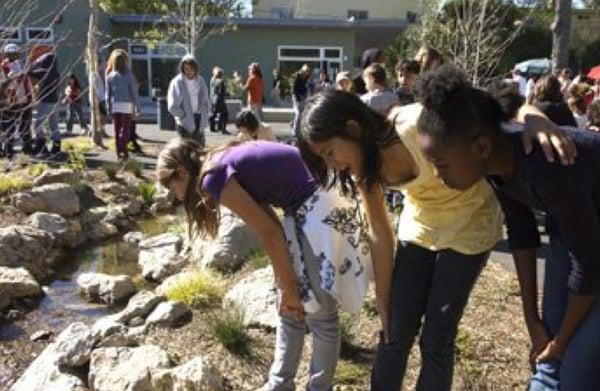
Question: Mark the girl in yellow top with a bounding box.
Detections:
[296,90,574,391]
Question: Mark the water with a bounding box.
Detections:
[0,211,185,341]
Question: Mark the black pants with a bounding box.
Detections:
[209,102,228,132]
[177,113,204,146]
[0,105,32,155]
[371,241,488,391]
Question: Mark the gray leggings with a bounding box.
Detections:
[371,241,488,391]
[268,232,341,391]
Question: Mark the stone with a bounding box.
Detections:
[111,193,143,216]
[27,212,85,248]
[129,316,145,327]
[123,231,144,247]
[145,301,191,328]
[30,329,53,342]
[150,190,176,215]
[88,346,171,391]
[32,168,76,187]
[87,221,119,241]
[81,206,109,226]
[152,356,224,391]
[12,183,80,216]
[0,266,41,299]
[96,332,140,348]
[113,290,165,324]
[92,315,126,340]
[138,233,187,282]
[10,322,94,391]
[98,182,131,196]
[223,266,278,329]
[0,225,58,281]
[197,210,260,271]
[76,272,137,305]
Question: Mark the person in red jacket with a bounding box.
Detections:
[62,73,88,134]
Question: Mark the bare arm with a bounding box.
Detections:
[357,182,395,340]
[220,177,304,320]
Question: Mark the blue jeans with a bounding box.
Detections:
[528,235,600,391]
[371,241,488,391]
[33,102,60,142]
[66,102,87,132]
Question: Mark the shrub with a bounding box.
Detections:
[138,181,156,206]
[102,162,119,181]
[209,307,250,354]
[334,361,370,385]
[0,174,32,196]
[164,271,225,308]
[248,249,269,270]
[28,163,49,178]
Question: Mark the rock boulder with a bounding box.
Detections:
[77,273,137,305]
[12,183,80,216]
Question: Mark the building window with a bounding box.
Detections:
[347,10,368,20]
[0,27,21,42]
[25,27,54,43]
[272,7,293,19]
[278,45,344,86]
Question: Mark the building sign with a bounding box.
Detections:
[130,44,148,55]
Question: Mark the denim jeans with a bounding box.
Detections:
[371,241,488,391]
[268,232,340,391]
[66,102,87,132]
[528,235,600,391]
[33,102,60,142]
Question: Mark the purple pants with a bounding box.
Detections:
[113,113,131,159]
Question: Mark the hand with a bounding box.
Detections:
[522,114,577,165]
[536,339,565,363]
[279,288,305,322]
[527,318,551,366]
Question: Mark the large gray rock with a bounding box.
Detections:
[111,193,143,216]
[0,225,58,281]
[150,190,176,215]
[77,272,137,305]
[92,314,126,340]
[10,322,95,391]
[113,290,165,325]
[196,210,259,271]
[12,183,80,216]
[145,301,191,328]
[138,233,187,282]
[224,266,278,329]
[27,212,85,248]
[152,356,224,391]
[0,266,41,300]
[32,168,77,187]
[88,345,171,391]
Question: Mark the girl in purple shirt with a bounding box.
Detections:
[156,139,371,391]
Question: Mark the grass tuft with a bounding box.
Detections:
[334,361,370,385]
[102,162,119,181]
[138,181,156,206]
[0,174,32,196]
[66,150,87,172]
[125,159,144,178]
[28,163,49,178]
[62,137,93,154]
[164,271,225,309]
[208,306,250,354]
[340,312,355,348]
[248,248,269,270]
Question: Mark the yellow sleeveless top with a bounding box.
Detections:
[389,104,503,255]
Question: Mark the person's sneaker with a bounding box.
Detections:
[34,148,49,159]
[50,141,61,155]
[131,140,143,154]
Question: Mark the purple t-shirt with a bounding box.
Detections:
[201,141,318,214]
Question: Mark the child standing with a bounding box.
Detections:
[156,139,371,391]
[63,73,88,135]
[106,49,140,161]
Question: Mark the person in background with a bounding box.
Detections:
[233,70,242,85]
[415,46,443,73]
[209,66,229,135]
[558,68,573,99]
[271,69,283,107]
[235,109,276,142]
[567,94,588,130]
[532,74,577,127]
[334,71,354,93]
[28,46,61,157]
[361,63,399,115]
[62,73,88,135]
[0,43,33,156]
[245,62,264,121]
[414,64,600,391]
[315,70,332,93]
[167,54,210,146]
[587,99,600,132]
[526,73,542,104]
[106,49,141,161]
[394,59,420,105]
[291,64,311,138]
[354,48,386,95]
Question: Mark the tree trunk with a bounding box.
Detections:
[87,0,104,147]
[190,0,196,56]
[552,0,572,73]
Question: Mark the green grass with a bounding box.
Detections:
[248,249,270,270]
[209,307,250,354]
[0,174,32,196]
[334,361,370,385]
[62,137,93,154]
[138,181,156,206]
[362,298,379,319]
[27,163,49,178]
[340,313,355,347]
[102,162,119,181]
[66,150,87,172]
[125,159,144,178]
[164,271,225,309]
